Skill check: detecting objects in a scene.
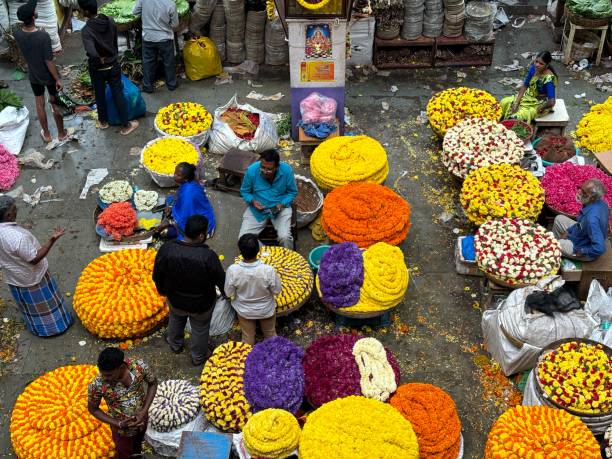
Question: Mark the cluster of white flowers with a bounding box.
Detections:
[352,337,397,402]
[149,380,200,432]
[605,424,612,458]
[99,180,133,204]
[134,190,159,211]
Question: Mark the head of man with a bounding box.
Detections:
[174,162,196,185]
[17,1,37,27]
[97,347,127,384]
[259,149,280,182]
[577,179,606,206]
[0,196,17,223]
[238,233,260,261]
[77,0,97,18]
[184,215,209,243]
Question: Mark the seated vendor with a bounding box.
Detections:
[552,179,609,261]
[238,149,297,249]
[158,162,216,240]
[501,51,558,124]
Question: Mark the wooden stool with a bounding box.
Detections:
[258,203,299,248]
[298,119,340,165]
[562,19,608,65]
[534,99,569,136]
[213,149,258,193]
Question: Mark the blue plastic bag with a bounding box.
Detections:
[105,75,146,126]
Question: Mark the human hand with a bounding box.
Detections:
[132,410,148,428]
[51,227,66,241]
[275,204,283,212]
[560,231,568,240]
[252,200,265,211]
[55,80,63,92]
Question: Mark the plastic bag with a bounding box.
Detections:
[184,37,222,81]
[586,280,612,346]
[0,106,29,155]
[105,75,146,126]
[186,296,235,336]
[208,94,278,155]
[299,92,337,124]
[145,411,207,458]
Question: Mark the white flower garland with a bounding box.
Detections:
[99,180,133,204]
[352,337,397,402]
[134,190,159,211]
[149,380,200,432]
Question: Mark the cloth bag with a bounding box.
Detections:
[0,106,29,155]
[184,37,222,81]
[105,75,146,126]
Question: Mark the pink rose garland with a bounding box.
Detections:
[0,145,19,190]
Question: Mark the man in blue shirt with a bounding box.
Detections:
[239,150,298,249]
[553,179,609,261]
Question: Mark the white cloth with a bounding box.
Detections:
[133,0,178,43]
[0,222,47,287]
[224,260,282,319]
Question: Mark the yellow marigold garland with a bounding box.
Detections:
[295,0,333,10]
[299,396,419,459]
[243,409,301,459]
[310,136,389,190]
[460,164,544,225]
[485,406,600,459]
[155,102,213,137]
[10,365,114,459]
[141,137,200,176]
[73,249,168,339]
[575,96,612,153]
[200,341,252,432]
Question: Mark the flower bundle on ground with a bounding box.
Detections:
[426,87,501,136]
[243,409,301,459]
[96,202,138,241]
[541,162,612,216]
[220,107,260,140]
[390,383,462,459]
[442,118,524,179]
[98,180,133,204]
[155,102,212,137]
[303,335,400,407]
[10,365,114,459]
[321,182,410,248]
[460,164,544,225]
[309,136,389,190]
[134,190,158,211]
[536,341,612,414]
[475,218,561,286]
[142,137,200,175]
[236,246,313,313]
[148,380,200,432]
[352,337,397,401]
[535,134,575,163]
[485,406,600,459]
[0,144,19,190]
[200,341,252,432]
[244,336,305,414]
[299,396,419,458]
[317,242,363,308]
[575,96,612,153]
[73,249,168,338]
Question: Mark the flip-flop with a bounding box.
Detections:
[98,121,109,130]
[120,120,139,136]
[40,129,52,143]
[58,127,76,142]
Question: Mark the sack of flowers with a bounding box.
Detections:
[295,175,323,228]
[140,136,202,187]
[442,118,524,179]
[460,164,544,225]
[474,218,561,288]
[534,134,576,163]
[73,249,168,339]
[10,365,115,459]
[309,135,389,190]
[154,102,213,146]
[426,87,501,137]
[576,96,612,153]
[238,409,301,459]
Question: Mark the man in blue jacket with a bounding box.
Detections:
[239,149,298,249]
[553,179,609,261]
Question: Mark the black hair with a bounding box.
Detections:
[17,0,37,25]
[185,215,209,240]
[238,233,260,260]
[78,0,97,16]
[176,162,196,182]
[536,51,558,78]
[259,149,280,166]
[0,196,16,222]
[97,347,125,372]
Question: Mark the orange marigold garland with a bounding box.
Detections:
[390,383,462,459]
[321,182,410,248]
[485,406,601,459]
[10,365,114,459]
[97,202,138,241]
[73,249,168,338]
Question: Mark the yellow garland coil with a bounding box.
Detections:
[575,96,612,153]
[352,337,397,402]
[243,409,301,459]
[142,137,200,176]
[296,0,333,10]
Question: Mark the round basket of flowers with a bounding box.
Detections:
[97,180,133,208]
[154,102,213,146]
[140,136,202,187]
[575,96,612,154]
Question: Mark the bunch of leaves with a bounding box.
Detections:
[0,90,23,112]
[566,0,612,18]
[276,113,291,138]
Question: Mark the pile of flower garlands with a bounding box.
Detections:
[155,102,213,137]
[10,365,114,459]
[485,406,600,459]
[133,190,158,211]
[0,144,19,190]
[98,180,133,204]
[541,162,612,216]
[309,135,389,190]
[299,396,419,458]
[244,336,304,414]
[148,380,200,432]
[475,218,561,286]
[460,164,544,225]
[321,182,410,248]
[442,118,524,179]
[243,409,301,459]
[200,341,252,432]
[390,383,462,459]
[303,335,400,407]
[317,242,363,308]
[426,87,501,137]
[536,340,612,414]
[73,249,168,338]
[141,137,199,175]
[575,96,612,153]
[605,424,612,459]
[96,202,138,241]
[236,246,313,314]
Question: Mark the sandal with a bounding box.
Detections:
[98,121,109,130]
[58,127,75,142]
[120,120,139,136]
[40,129,52,143]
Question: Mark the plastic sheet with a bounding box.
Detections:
[184,37,222,81]
[145,411,207,457]
[300,92,337,124]
[105,75,146,126]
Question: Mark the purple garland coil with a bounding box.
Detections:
[318,242,364,308]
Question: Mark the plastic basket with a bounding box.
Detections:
[308,245,330,271]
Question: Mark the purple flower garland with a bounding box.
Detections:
[243,336,305,414]
[303,334,401,408]
[318,242,364,308]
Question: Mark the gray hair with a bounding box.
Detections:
[584,179,607,200]
[0,195,16,221]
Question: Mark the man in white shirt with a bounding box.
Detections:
[0,196,72,336]
[133,0,179,93]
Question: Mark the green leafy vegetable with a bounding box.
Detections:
[100,0,189,24]
[0,90,23,112]
[566,0,612,18]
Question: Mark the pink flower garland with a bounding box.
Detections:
[541,162,612,216]
[0,145,19,190]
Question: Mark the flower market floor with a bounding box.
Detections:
[0,18,610,458]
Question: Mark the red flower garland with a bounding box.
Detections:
[97,202,138,241]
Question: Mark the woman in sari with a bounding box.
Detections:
[501,51,558,124]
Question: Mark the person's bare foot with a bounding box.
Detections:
[98,121,109,130]
[120,120,139,135]
[40,129,52,143]
[58,127,75,141]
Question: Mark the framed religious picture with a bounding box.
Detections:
[281,0,353,19]
[305,24,332,59]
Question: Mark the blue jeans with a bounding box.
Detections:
[90,62,128,126]
[142,39,177,91]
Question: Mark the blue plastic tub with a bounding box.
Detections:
[309,245,330,271]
